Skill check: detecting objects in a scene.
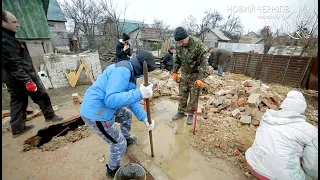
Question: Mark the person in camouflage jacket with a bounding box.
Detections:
[171,27,208,125]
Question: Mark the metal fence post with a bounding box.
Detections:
[281,55,292,85]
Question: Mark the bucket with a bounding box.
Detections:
[113,163,146,180]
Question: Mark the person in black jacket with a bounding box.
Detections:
[115,33,131,63]
[2,10,63,138]
[161,46,175,71]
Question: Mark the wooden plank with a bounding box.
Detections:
[65,63,85,87]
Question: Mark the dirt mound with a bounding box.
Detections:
[39,125,93,151]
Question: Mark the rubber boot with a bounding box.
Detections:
[126,136,137,146]
[186,114,194,125]
[106,164,120,178]
[45,115,63,122]
[172,112,186,120]
[12,124,34,138]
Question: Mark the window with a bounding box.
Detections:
[214,42,218,48]
[48,23,55,28]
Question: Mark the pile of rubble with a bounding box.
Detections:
[200,79,281,126]
[149,68,318,125]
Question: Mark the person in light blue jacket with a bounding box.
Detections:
[80,51,156,178]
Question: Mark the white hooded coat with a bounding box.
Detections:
[245,91,318,180]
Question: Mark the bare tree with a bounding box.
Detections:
[100,0,131,39]
[62,0,105,49]
[182,10,223,42]
[151,19,171,42]
[283,3,318,56]
[220,14,243,42]
[181,15,199,34]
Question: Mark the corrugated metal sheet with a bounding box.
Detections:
[3,0,51,39]
[225,52,315,88]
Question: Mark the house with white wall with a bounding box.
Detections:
[47,0,69,52]
[197,28,231,48]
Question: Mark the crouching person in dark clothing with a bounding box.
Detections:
[161,46,175,71]
[115,33,131,63]
[80,51,157,178]
[2,10,63,138]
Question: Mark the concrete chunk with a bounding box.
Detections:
[232,109,241,119]
[240,116,251,124]
[213,96,226,107]
[218,99,232,110]
[247,94,261,108]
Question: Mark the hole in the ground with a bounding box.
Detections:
[23,117,92,152]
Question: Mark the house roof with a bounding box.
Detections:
[3,0,51,39]
[208,29,231,41]
[118,19,147,35]
[47,0,67,22]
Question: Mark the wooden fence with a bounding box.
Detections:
[224,52,317,88]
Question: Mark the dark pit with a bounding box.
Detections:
[24,116,86,151]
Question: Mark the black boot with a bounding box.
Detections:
[106,164,120,178]
[12,124,34,138]
[186,114,194,125]
[45,115,63,122]
[172,112,186,120]
[126,136,137,146]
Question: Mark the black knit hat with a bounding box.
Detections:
[136,51,156,72]
[129,51,156,76]
[174,27,188,41]
[122,33,130,41]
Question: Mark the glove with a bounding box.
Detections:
[173,72,178,82]
[140,83,154,99]
[195,80,204,88]
[143,119,155,131]
[25,82,37,92]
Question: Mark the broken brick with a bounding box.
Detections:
[251,119,260,126]
[247,94,261,108]
[269,95,281,106]
[26,114,33,121]
[32,110,42,117]
[261,98,278,110]
[247,87,261,94]
[218,99,231,110]
[240,116,251,124]
[226,94,233,99]
[234,149,241,156]
[206,97,216,105]
[232,109,241,119]
[237,97,247,106]
[213,96,226,107]
[238,89,246,95]
[253,110,264,121]
[26,107,34,114]
[210,108,220,113]
[2,110,10,119]
[238,107,245,112]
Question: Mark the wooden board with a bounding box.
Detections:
[64,59,95,87]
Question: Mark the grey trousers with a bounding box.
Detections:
[82,107,132,170]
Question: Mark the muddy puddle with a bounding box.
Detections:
[131,98,248,180]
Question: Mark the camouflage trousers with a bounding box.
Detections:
[81,107,132,170]
[178,73,201,114]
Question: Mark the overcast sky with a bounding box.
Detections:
[59,0,317,34]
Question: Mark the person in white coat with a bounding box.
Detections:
[245,91,318,180]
